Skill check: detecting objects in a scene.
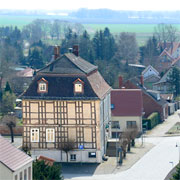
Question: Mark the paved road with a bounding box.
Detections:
[70,136,179,180]
[67,110,180,180]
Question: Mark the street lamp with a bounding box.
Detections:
[176,142,180,162]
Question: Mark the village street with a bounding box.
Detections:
[64,110,180,180]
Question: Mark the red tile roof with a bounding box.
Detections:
[0,136,33,172]
[111,89,143,116]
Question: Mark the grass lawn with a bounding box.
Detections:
[166,122,180,134]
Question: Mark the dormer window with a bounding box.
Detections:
[37,78,48,93]
[73,78,84,94]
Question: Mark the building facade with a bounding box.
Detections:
[22,47,111,163]
[111,89,143,138]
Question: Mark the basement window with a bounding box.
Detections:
[70,154,76,161]
[88,152,96,158]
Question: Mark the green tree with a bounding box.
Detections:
[5,81,12,93]
[171,164,180,180]
[33,160,63,180]
[168,67,180,96]
[1,91,15,115]
[28,48,44,69]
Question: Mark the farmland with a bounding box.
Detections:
[1,15,180,45]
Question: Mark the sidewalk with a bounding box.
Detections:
[145,109,180,137]
[63,140,154,179]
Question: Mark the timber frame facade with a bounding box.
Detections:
[22,48,111,163]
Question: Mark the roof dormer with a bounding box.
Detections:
[37,78,48,93]
[73,78,84,94]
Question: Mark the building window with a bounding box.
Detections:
[14,175,18,180]
[111,121,120,129]
[31,128,39,142]
[111,104,114,109]
[127,121,137,129]
[28,167,31,180]
[39,82,47,91]
[70,154,76,161]
[112,132,121,138]
[37,78,48,93]
[73,78,84,94]
[24,169,27,180]
[20,172,23,180]
[46,128,55,142]
[88,152,96,158]
[75,83,82,92]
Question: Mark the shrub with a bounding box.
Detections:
[143,112,160,130]
[33,160,63,180]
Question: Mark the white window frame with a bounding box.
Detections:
[39,82,47,92]
[70,154,76,161]
[46,128,55,142]
[31,128,39,142]
[74,83,83,93]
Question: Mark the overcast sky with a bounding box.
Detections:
[1,0,180,11]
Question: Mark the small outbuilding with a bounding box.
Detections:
[0,135,33,180]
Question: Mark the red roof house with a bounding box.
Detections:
[111,89,143,138]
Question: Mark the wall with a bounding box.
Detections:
[124,81,167,121]
[31,149,102,163]
[0,162,12,180]
[99,92,111,158]
[13,161,32,180]
[111,116,142,133]
[143,68,158,79]
[23,99,105,162]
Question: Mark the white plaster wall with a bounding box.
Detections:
[144,68,158,79]
[0,162,12,180]
[13,161,32,180]
[31,149,102,163]
[111,116,142,133]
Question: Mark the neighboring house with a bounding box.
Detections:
[121,76,168,121]
[0,135,33,180]
[142,65,160,79]
[153,68,172,94]
[156,42,180,72]
[22,46,111,163]
[142,65,160,89]
[111,89,143,138]
[14,67,34,94]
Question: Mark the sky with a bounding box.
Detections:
[1,0,180,11]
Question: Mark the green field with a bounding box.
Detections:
[1,15,180,45]
[83,24,180,45]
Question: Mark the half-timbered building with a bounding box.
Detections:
[22,46,111,163]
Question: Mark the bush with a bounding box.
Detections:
[143,112,160,130]
[33,160,63,180]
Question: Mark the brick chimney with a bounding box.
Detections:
[119,76,123,88]
[73,45,79,56]
[140,75,144,87]
[54,46,60,60]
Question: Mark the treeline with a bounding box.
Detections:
[0,20,178,95]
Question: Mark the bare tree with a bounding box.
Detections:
[123,126,139,152]
[119,132,128,158]
[154,23,178,52]
[60,139,76,162]
[115,32,139,64]
[1,113,16,143]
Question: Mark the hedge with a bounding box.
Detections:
[142,112,160,130]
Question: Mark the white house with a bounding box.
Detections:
[0,135,33,180]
